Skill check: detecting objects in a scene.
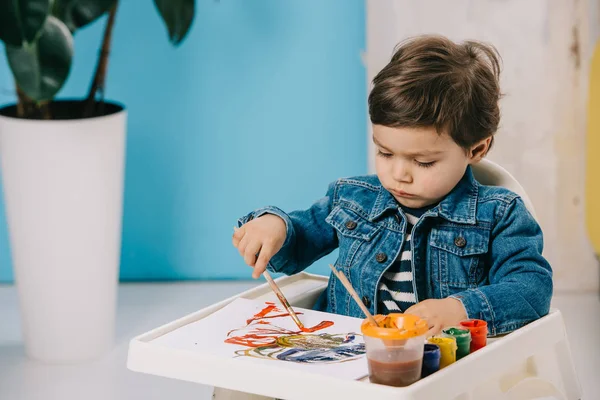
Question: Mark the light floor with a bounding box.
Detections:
[0,282,598,400]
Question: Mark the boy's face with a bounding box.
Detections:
[372,125,489,209]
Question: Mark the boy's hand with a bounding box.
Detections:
[404,298,468,337]
[232,214,287,279]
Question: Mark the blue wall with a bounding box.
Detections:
[0,0,366,282]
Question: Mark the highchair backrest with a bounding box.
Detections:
[472,159,537,220]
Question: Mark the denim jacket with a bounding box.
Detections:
[237,166,553,336]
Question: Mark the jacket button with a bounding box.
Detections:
[454,236,467,248]
[345,220,357,230]
[362,296,371,308]
[375,253,387,263]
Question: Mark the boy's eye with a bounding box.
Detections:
[377,150,393,158]
[415,160,436,168]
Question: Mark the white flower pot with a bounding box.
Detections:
[0,101,127,363]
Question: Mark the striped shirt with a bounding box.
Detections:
[377,204,435,314]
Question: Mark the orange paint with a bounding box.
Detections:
[226,302,334,348]
[300,320,334,332]
[225,334,278,347]
[246,312,300,324]
[245,302,277,323]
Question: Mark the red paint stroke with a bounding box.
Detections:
[300,320,334,332]
[245,302,277,322]
[225,302,334,348]
[244,302,304,324]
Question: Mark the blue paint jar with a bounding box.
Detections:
[421,343,441,378]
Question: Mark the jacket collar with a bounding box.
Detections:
[369,166,479,225]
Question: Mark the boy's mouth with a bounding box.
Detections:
[391,189,415,198]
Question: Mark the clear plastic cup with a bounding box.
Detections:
[361,314,428,387]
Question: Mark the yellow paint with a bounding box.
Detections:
[587,40,600,255]
[428,337,457,369]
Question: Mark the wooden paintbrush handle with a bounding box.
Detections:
[263,270,305,329]
[329,264,379,326]
[233,226,304,330]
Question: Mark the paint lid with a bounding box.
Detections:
[360,313,427,339]
[428,336,458,351]
[423,343,441,360]
[441,327,472,345]
[459,319,488,337]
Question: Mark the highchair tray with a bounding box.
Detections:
[126,272,581,400]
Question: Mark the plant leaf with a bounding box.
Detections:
[52,0,116,32]
[0,0,50,46]
[6,16,73,101]
[154,0,194,45]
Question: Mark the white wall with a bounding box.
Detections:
[366,0,599,292]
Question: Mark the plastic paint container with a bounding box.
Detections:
[421,343,441,378]
[459,319,488,352]
[442,327,472,360]
[361,314,428,387]
[427,336,457,368]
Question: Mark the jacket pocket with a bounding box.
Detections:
[429,223,490,291]
[325,205,381,267]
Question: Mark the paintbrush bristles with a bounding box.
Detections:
[328,264,379,327]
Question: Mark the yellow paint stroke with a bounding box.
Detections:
[586,39,600,255]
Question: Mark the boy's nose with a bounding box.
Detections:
[392,162,412,183]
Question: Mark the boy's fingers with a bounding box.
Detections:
[425,322,442,338]
[404,304,436,335]
[232,231,243,247]
[253,255,270,275]
[237,234,249,258]
[232,225,245,242]
[252,242,276,279]
[404,304,422,317]
[244,241,262,267]
[252,263,266,279]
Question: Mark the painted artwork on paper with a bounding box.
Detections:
[225,301,365,364]
[152,297,369,380]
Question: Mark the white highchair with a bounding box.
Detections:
[128,159,582,400]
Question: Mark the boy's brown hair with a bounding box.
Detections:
[368,35,502,151]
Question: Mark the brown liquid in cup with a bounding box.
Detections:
[367,352,423,387]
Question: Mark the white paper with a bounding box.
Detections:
[152,297,368,380]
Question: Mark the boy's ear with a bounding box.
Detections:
[468,137,493,164]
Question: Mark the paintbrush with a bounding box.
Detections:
[328,264,380,327]
[262,270,306,330]
[233,226,305,330]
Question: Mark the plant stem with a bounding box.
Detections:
[84,1,119,118]
[40,102,51,119]
[16,85,26,118]
[16,85,41,119]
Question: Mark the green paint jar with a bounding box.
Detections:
[441,327,471,360]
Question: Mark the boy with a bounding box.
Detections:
[232,35,553,337]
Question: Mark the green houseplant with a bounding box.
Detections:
[0,0,194,118]
[0,0,195,363]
